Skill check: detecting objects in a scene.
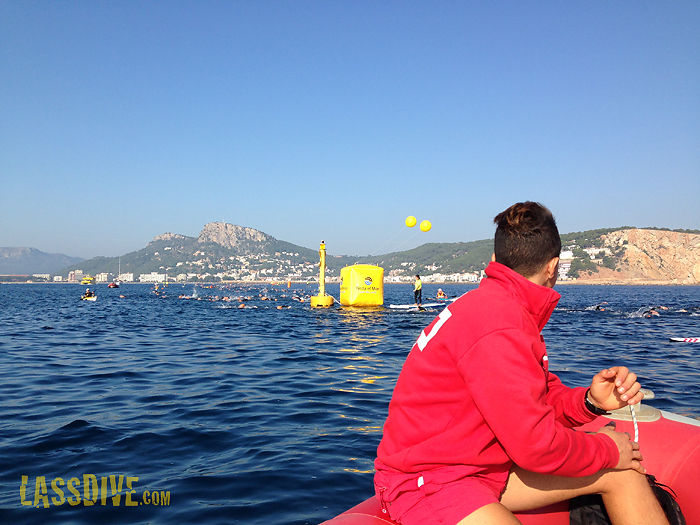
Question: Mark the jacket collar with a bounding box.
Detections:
[483,261,560,332]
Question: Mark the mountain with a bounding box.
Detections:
[352,240,493,279]
[568,228,700,284]
[0,247,83,274]
[64,222,326,279]
[56,223,700,284]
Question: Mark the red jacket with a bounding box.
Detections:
[375,262,619,500]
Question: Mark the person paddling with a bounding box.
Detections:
[413,275,422,307]
[374,202,670,525]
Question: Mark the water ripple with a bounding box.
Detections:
[0,283,697,523]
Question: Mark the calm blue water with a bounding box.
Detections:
[0,283,698,524]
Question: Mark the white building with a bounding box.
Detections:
[558,251,574,280]
[558,260,572,280]
[139,272,166,283]
[95,273,109,283]
[583,247,611,258]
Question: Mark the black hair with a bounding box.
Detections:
[493,201,561,277]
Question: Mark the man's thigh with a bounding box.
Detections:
[500,467,606,513]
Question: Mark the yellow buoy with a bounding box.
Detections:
[420,220,432,232]
[340,264,384,306]
[405,215,417,228]
[310,241,335,308]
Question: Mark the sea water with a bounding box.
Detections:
[0,283,697,524]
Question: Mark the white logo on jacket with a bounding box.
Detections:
[416,307,453,351]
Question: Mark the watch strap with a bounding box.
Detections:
[585,388,609,416]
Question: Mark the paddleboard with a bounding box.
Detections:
[669,337,699,343]
[389,302,443,309]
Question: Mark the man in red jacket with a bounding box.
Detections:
[374,202,669,525]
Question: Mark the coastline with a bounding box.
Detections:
[2,280,698,286]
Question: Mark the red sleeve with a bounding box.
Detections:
[458,329,619,476]
[545,373,600,428]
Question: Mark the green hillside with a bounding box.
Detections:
[55,225,697,281]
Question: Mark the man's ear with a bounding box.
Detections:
[491,253,496,262]
[546,257,560,279]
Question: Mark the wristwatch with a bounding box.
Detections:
[584,388,609,415]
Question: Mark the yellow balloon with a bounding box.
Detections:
[420,220,432,232]
[405,216,417,228]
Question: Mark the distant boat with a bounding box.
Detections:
[81,275,94,285]
[108,257,122,288]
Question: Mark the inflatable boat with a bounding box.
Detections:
[321,395,700,524]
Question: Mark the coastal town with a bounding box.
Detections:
[4,247,621,285]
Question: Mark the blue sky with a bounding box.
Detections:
[1,2,698,258]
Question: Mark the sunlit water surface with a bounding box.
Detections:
[0,283,697,524]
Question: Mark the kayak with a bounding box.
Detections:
[81,295,97,301]
[320,400,700,524]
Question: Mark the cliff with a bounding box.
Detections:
[197,222,272,249]
[152,233,188,243]
[574,229,700,284]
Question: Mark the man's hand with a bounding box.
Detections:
[588,366,643,411]
[597,425,646,474]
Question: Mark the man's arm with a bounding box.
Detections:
[458,330,619,477]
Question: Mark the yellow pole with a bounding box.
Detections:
[310,240,334,308]
[319,241,327,296]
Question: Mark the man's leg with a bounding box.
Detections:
[456,503,521,525]
[499,467,669,525]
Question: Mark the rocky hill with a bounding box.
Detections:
[62,222,322,278]
[197,222,271,249]
[571,229,700,284]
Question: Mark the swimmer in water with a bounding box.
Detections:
[585,302,607,311]
[643,307,660,318]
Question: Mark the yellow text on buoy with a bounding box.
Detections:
[310,240,335,308]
